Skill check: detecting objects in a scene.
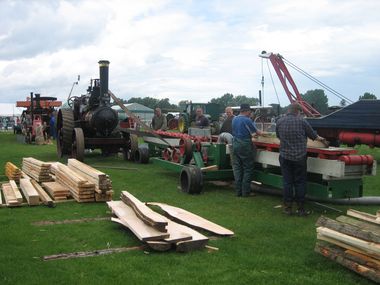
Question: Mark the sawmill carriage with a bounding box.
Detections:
[56,60,137,161]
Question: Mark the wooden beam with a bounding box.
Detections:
[9,180,23,203]
[147,202,234,236]
[347,209,380,225]
[19,178,40,205]
[317,226,380,259]
[30,179,54,207]
[316,215,380,243]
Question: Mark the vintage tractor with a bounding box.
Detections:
[17,93,62,143]
[56,60,134,161]
[177,102,222,134]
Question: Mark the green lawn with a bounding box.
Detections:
[0,132,378,285]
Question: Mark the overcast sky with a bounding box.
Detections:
[0,0,379,107]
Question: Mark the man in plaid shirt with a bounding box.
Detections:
[276,103,326,216]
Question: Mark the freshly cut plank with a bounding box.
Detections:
[315,242,380,283]
[42,182,70,200]
[121,191,168,232]
[19,178,40,205]
[317,226,380,259]
[1,183,21,206]
[347,209,380,225]
[316,215,380,243]
[22,158,53,182]
[108,201,169,241]
[175,224,209,252]
[30,179,54,207]
[5,162,22,182]
[9,180,23,203]
[148,202,234,236]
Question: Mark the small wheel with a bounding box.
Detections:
[178,114,189,133]
[179,138,193,164]
[180,165,203,194]
[72,128,85,161]
[134,146,149,164]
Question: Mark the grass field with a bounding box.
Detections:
[0,132,379,285]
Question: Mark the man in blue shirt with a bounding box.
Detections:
[232,103,263,197]
[276,103,326,216]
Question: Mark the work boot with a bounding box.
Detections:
[283,203,292,215]
[296,208,311,217]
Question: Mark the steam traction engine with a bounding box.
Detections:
[56,60,129,161]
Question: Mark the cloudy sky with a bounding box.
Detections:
[0,0,379,108]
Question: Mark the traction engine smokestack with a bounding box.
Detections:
[99,60,110,106]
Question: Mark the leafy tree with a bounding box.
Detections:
[359,92,377,100]
[340,99,347,107]
[209,93,259,109]
[301,89,329,115]
[178,100,188,111]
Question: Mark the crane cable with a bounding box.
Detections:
[282,57,353,104]
[266,60,281,106]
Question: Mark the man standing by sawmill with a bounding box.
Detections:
[276,103,327,216]
[232,103,263,197]
[195,108,210,128]
[151,108,167,131]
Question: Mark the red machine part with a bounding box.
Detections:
[339,131,380,148]
[259,52,321,117]
[338,155,374,165]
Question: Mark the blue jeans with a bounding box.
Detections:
[232,138,256,196]
[279,155,307,206]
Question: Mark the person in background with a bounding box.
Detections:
[195,108,209,128]
[232,103,264,197]
[220,107,234,134]
[275,103,327,216]
[49,111,56,140]
[151,108,167,131]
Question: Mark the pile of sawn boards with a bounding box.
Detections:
[315,209,380,283]
[1,158,113,207]
[107,191,234,252]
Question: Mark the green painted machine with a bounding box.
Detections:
[138,129,376,198]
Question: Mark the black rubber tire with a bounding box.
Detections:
[179,165,203,194]
[56,109,74,157]
[134,146,149,164]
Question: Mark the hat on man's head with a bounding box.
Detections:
[240,103,251,112]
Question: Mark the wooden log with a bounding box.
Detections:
[30,180,54,207]
[148,202,234,236]
[146,241,172,252]
[316,215,380,243]
[336,215,380,236]
[19,178,40,205]
[108,201,169,241]
[345,249,380,271]
[347,209,380,225]
[317,226,380,259]
[315,242,380,283]
[9,180,23,203]
[121,191,168,232]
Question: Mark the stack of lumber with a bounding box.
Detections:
[67,159,113,201]
[1,181,23,207]
[19,178,40,205]
[30,180,54,207]
[5,162,22,182]
[108,191,234,252]
[56,164,95,202]
[42,182,70,201]
[315,209,380,283]
[22,158,53,182]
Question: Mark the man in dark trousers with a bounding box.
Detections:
[276,103,326,216]
[232,103,263,197]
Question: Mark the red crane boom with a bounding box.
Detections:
[259,52,321,117]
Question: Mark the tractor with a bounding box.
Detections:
[177,102,222,135]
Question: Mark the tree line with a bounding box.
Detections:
[116,91,377,115]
